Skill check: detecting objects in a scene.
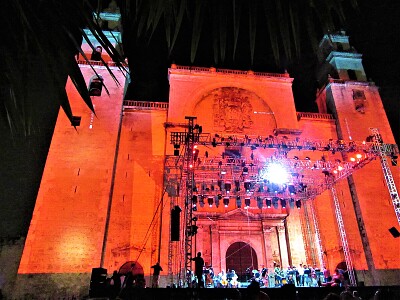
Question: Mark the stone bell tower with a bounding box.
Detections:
[315,31,399,286]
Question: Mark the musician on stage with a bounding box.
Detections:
[205,266,214,288]
[261,265,268,278]
[274,264,283,287]
[218,270,228,288]
[230,270,239,288]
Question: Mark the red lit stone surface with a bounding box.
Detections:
[18,63,399,295]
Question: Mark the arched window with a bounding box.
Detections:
[347,69,357,81]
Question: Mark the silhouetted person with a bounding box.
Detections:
[151,262,163,288]
[374,288,393,300]
[246,279,270,300]
[109,270,121,298]
[323,293,340,300]
[191,252,205,288]
[340,290,355,300]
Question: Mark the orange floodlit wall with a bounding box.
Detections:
[18,64,127,274]
[17,59,399,296]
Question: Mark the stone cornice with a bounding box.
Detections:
[326,51,362,62]
[168,65,293,83]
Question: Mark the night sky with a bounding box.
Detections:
[0,0,398,239]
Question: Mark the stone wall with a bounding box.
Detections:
[0,238,24,298]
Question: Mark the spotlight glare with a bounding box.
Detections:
[350,157,356,162]
[262,163,289,184]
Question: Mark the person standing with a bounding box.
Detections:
[191,252,205,288]
[109,270,121,298]
[297,264,304,287]
[151,262,163,288]
[323,266,331,283]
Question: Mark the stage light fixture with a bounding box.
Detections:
[296,200,302,209]
[244,181,252,191]
[391,153,398,166]
[225,182,232,192]
[199,196,205,207]
[192,195,198,204]
[256,196,263,209]
[207,197,214,207]
[217,180,224,190]
[243,167,249,174]
[322,170,330,176]
[88,75,103,96]
[272,197,279,209]
[190,225,198,236]
[266,198,272,208]
[223,197,230,207]
[235,180,240,191]
[289,198,295,209]
[245,197,251,208]
[280,199,286,208]
[215,196,220,208]
[236,196,242,208]
[288,185,296,195]
[271,183,280,193]
[299,183,307,191]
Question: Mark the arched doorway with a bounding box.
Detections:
[226,242,258,281]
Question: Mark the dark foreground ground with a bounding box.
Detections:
[90,285,400,300]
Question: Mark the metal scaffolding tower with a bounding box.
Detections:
[165,120,398,285]
[309,199,325,269]
[331,186,356,286]
[370,128,400,225]
[183,117,199,286]
[302,201,317,266]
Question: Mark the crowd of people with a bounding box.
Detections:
[95,256,396,299]
[191,261,348,289]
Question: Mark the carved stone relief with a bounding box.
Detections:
[212,87,254,132]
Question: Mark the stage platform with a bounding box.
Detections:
[94,285,400,300]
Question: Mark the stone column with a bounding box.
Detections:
[210,224,222,273]
[262,225,273,268]
[277,225,289,268]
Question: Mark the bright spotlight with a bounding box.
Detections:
[262,163,289,184]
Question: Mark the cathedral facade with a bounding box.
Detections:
[15,32,399,297]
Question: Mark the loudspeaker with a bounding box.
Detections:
[388,227,400,238]
[88,76,103,96]
[89,267,107,298]
[171,206,181,241]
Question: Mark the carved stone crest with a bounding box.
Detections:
[212,87,254,132]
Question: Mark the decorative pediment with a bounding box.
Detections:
[196,208,287,223]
